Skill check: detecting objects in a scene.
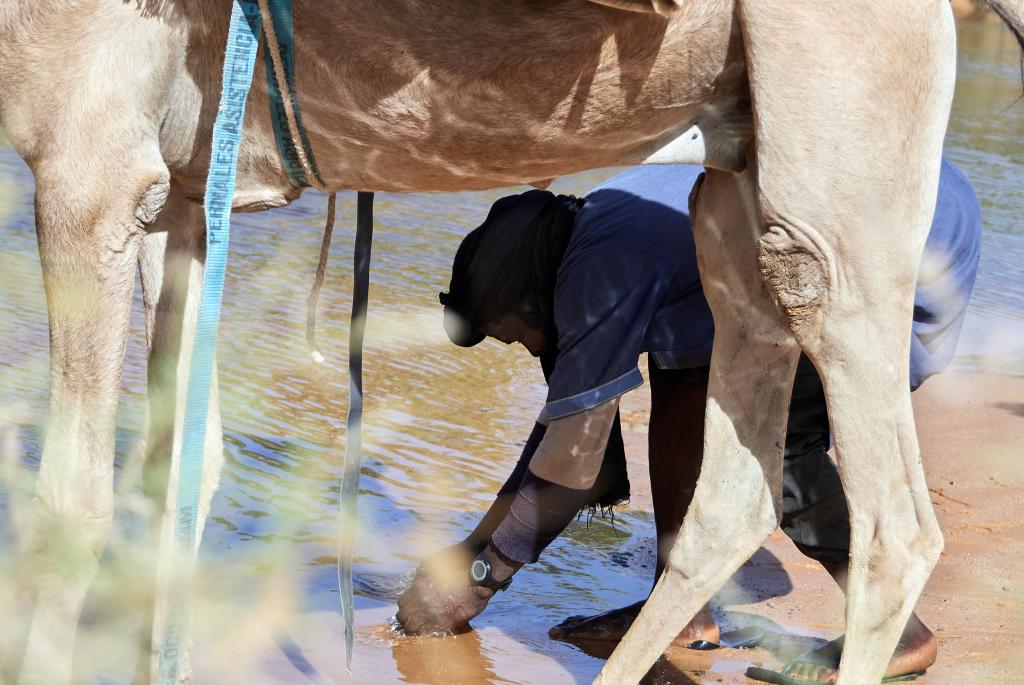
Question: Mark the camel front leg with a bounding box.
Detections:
[17,156,170,685]
[133,187,225,685]
[598,168,799,683]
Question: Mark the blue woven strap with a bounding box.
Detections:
[161,1,367,679]
[158,2,262,683]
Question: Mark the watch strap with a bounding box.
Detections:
[469,554,513,592]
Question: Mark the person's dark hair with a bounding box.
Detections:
[440,189,584,348]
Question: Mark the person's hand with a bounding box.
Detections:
[396,543,493,634]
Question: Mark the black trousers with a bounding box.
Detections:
[779,355,849,565]
[630,355,849,565]
[601,354,851,566]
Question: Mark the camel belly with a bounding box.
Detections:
[238,0,741,193]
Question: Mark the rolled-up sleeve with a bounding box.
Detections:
[541,249,671,422]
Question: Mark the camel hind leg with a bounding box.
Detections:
[597,166,800,683]
[598,3,955,682]
[736,2,954,683]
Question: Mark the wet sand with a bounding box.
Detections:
[186,369,1023,684]
[626,369,1024,684]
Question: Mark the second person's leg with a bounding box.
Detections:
[549,366,717,647]
[770,357,937,684]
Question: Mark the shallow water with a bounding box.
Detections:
[0,15,1022,685]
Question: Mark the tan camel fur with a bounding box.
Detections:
[0,1,1019,683]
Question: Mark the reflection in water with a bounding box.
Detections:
[392,629,502,685]
[0,16,1021,685]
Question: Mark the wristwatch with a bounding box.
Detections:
[469,552,514,592]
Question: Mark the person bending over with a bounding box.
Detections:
[397,161,981,684]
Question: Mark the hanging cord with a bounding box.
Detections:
[339,192,374,672]
[256,0,326,192]
[258,0,372,668]
[306,193,337,363]
[257,0,336,365]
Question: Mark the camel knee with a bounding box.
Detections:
[756,222,832,343]
[34,146,170,240]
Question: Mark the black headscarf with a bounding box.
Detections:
[442,190,630,512]
[440,190,584,348]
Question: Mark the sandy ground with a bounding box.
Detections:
[618,370,1024,683]
[182,370,1022,684]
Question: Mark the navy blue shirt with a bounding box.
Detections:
[539,161,981,423]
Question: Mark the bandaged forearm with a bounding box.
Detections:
[489,399,618,564]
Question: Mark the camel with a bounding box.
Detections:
[0,0,1020,683]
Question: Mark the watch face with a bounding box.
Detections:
[470,558,488,583]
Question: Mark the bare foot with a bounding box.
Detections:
[548,601,720,648]
[781,613,937,683]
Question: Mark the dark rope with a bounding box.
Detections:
[339,191,374,672]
